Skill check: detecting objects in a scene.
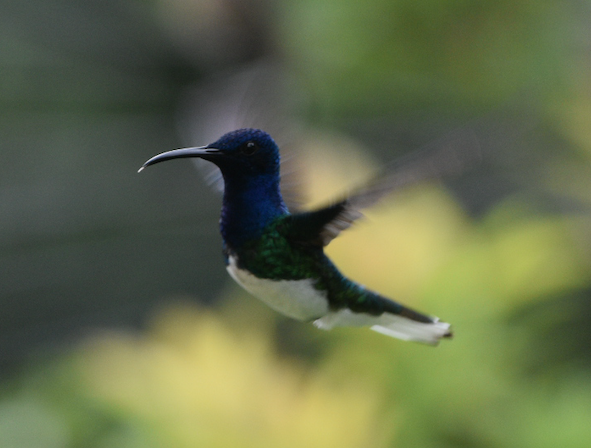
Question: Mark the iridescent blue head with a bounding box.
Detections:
[140,128,287,249]
[139,128,281,179]
[206,128,281,176]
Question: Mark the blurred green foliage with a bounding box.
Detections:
[2,0,591,447]
[281,0,578,116]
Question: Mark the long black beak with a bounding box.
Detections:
[138,146,221,173]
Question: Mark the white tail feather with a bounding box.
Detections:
[314,309,451,345]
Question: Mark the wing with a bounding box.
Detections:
[285,202,363,247]
[178,62,307,209]
[288,129,481,247]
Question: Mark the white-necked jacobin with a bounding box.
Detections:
[139,128,464,344]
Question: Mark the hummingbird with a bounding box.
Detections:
[139,128,472,344]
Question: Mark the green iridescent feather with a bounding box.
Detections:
[229,215,413,317]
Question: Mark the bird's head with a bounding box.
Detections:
[139,128,280,177]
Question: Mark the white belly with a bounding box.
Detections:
[226,256,329,321]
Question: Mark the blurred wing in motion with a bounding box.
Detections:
[178,62,307,209]
[289,129,481,246]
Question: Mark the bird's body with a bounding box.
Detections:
[140,128,458,344]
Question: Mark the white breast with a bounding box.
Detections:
[226,256,329,321]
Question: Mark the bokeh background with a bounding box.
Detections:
[2,1,591,447]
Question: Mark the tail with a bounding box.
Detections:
[369,314,452,345]
[314,295,452,345]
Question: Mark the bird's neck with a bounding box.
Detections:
[220,173,287,250]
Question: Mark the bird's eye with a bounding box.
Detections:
[241,141,259,156]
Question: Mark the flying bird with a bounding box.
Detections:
[140,128,477,344]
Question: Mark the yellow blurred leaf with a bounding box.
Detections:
[77,304,392,448]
